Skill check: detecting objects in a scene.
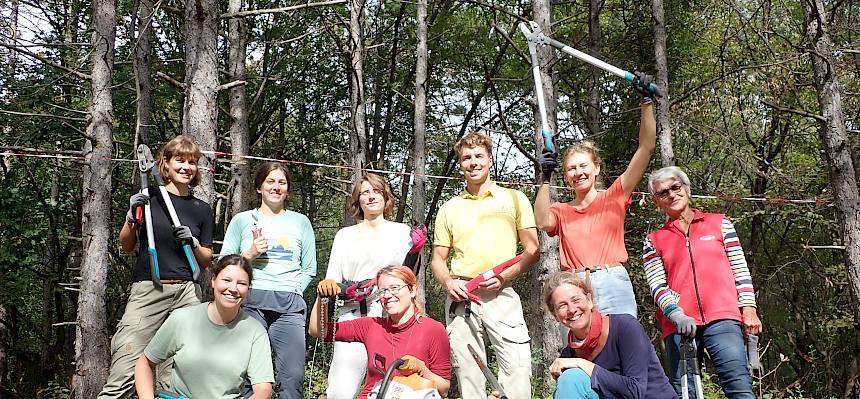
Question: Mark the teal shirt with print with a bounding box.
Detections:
[221,209,317,293]
[144,303,274,398]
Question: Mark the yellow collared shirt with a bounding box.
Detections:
[433,182,536,278]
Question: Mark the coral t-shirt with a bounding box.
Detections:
[547,178,631,270]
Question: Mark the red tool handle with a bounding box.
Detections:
[464,254,523,292]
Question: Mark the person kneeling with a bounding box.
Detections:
[545,272,677,399]
[310,265,451,398]
[134,255,274,399]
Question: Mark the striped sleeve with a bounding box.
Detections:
[642,237,681,315]
[721,218,757,308]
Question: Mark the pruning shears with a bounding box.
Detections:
[137,144,201,283]
[467,344,508,399]
[136,145,161,288]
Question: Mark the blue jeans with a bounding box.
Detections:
[554,369,600,399]
[575,266,638,317]
[665,320,754,399]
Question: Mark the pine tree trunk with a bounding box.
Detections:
[652,0,675,166]
[183,0,219,205]
[529,0,563,391]
[227,0,252,218]
[412,0,428,226]
[586,0,602,137]
[133,0,154,146]
[802,0,860,335]
[344,0,368,226]
[73,0,115,395]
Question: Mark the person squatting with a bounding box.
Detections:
[112,81,762,399]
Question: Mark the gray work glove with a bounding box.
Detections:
[126,193,150,224]
[173,225,200,249]
[667,307,697,338]
[539,149,557,184]
[632,71,657,103]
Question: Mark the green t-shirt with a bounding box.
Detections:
[144,303,274,398]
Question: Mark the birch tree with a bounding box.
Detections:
[73,0,115,395]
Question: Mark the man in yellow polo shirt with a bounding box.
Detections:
[431,131,539,399]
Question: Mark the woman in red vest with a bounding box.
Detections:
[642,166,762,399]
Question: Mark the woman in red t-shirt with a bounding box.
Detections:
[533,92,657,317]
[310,265,451,398]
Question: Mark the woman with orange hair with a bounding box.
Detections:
[315,173,423,399]
[310,265,451,399]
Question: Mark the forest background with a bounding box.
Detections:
[0,0,858,397]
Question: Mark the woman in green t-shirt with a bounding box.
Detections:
[134,255,275,399]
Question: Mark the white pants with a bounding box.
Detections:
[326,300,384,399]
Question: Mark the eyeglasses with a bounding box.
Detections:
[654,183,686,199]
[378,284,408,296]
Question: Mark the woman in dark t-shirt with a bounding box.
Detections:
[543,271,677,399]
[98,135,214,398]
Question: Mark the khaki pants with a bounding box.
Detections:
[446,286,532,399]
[97,281,201,399]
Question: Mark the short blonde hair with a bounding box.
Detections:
[157,135,202,187]
[562,140,604,188]
[454,131,493,158]
[542,271,593,314]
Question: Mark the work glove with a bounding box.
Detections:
[173,225,200,249]
[631,71,657,103]
[317,279,342,297]
[126,193,149,224]
[666,307,697,338]
[539,149,557,184]
[398,355,428,376]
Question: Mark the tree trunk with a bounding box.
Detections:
[529,0,563,390]
[585,0,602,137]
[183,0,219,205]
[133,0,154,147]
[344,0,368,225]
[412,0,428,226]
[227,0,252,217]
[0,303,6,392]
[73,0,115,395]
[802,0,860,339]
[652,0,675,166]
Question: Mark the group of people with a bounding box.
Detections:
[98,84,762,399]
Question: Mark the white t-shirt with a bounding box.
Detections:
[325,221,412,283]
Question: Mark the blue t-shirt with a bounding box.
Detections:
[561,314,678,399]
[221,209,316,294]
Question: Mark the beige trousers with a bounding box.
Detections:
[97,281,201,399]
[446,286,532,399]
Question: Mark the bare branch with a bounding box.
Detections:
[220,0,347,19]
[0,109,86,121]
[156,71,187,90]
[0,43,90,80]
[761,100,825,122]
[217,80,246,91]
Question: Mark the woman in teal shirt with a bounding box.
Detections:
[221,162,317,399]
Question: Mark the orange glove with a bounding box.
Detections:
[317,279,342,297]
[399,355,428,376]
